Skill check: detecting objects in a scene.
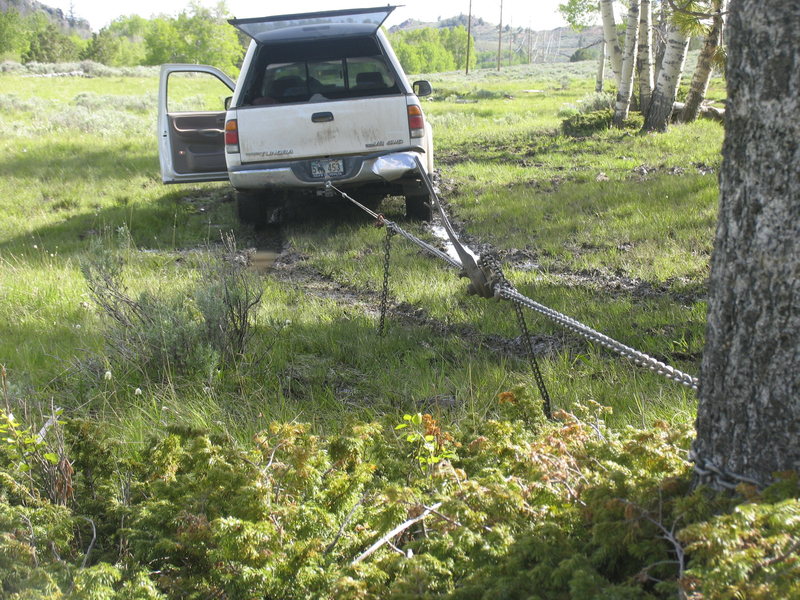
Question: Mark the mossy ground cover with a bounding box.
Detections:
[2,63,796,598]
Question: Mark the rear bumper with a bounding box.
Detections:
[228,150,423,190]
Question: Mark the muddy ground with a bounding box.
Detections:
[212,182,705,367]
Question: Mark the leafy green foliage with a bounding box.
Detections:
[681,494,800,599]
[396,413,457,473]
[389,27,476,74]
[80,30,123,66]
[0,10,82,63]
[2,399,797,598]
[23,23,80,64]
[0,9,27,58]
[558,0,599,31]
[2,2,243,70]
[143,3,243,74]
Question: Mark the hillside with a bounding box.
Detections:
[0,0,90,36]
[390,14,604,63]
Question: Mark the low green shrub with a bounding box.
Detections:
[576,91,616,113]
[561,108,644,137]
[0,60,159,77]
[72,92,155,113]
[474,89,506,100]
[557,105,580,118]
[681,496,800,599]
[81,231,263,381]
[1,394,797,599]
[561,109,614,136]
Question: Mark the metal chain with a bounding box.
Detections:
[496,286,699,390]
[513,302,553,419]
[481,254,552,418]
[379,227,395,337]
[330,185,700,391]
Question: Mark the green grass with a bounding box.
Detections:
[2,61,751,600]
[0,61,724,443]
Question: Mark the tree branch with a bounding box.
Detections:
[79,517,97,569]
[351,502,442,566]
[324,495,367,555]
[666,0,726,19]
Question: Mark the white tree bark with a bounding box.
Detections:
[596,41,606,92]
[693,0,800,488]
[642,24,689,132]
[681,0,725,122]
[600,0,623,85]
[637,0,654,115]
[614,0,641,126]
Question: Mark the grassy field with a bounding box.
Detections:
[10,62,799,600]
[0,62,724,439]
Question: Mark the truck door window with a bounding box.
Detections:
[167,71,233,113]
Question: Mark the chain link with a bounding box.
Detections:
[496,286,699,390]
[379,227,395,337]
[513,302,553,419]
[480,254,552,418]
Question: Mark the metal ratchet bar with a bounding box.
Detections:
[413,156,494,298]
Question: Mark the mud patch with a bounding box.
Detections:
[269,250,565,360]
[499,248,707,305]
[248,249,280,273]
[237,224,284,274]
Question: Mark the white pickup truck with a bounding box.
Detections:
[157,6,435,224]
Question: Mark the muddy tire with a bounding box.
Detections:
[237,190,283,228]
[405,193,432,221]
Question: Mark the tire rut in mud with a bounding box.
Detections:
[266,249,566,361]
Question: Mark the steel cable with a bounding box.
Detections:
[330,185,700,391]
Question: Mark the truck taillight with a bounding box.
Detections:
[225,119,239,153]
[407,105,425,138]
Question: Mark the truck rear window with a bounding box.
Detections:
[243,37,401,105]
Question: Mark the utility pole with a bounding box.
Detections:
[508,18,513,67]
[527,21,532,63]
[466,0,472,75]
[497,0,503,70]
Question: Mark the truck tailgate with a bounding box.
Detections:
[236,96,410,163]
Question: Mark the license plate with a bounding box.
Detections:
[310,159,344,178]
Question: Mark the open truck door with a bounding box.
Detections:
[158,64,236,184]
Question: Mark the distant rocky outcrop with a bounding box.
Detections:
[0,0,91,37]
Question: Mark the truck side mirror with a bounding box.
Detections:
[224,96,232,110]
[413,80,432,97]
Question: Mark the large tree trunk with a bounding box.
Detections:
[637,0,654,115]
[693,0,800,489]
[600,0,623,85]
[681,0,725,123]
[613,0,641,126]
[641,24,689,132]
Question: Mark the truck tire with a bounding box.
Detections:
[237,190,266,227]
[237,190,284,228]
[405,193,432,221]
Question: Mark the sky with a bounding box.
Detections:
[47,0,570,33]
